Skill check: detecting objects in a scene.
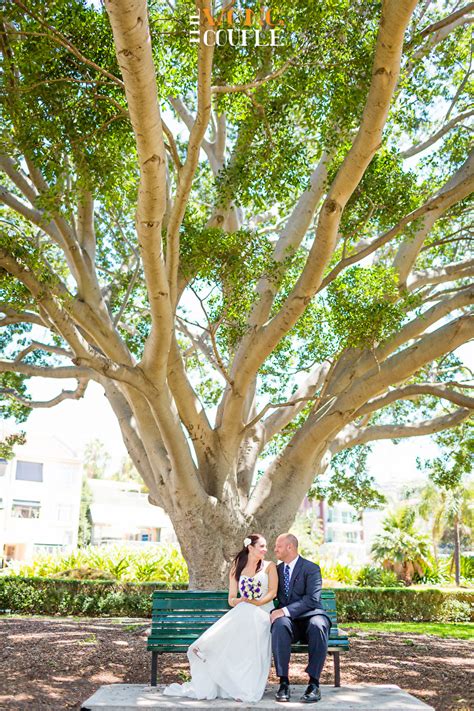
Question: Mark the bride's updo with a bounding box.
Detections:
[231,533,264,581]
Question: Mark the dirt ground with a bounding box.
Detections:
[0,617,472,710]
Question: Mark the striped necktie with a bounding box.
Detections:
[284,564,291,598]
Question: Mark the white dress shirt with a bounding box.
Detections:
[282,555,300,617]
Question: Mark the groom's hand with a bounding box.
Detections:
[270,609,285,623]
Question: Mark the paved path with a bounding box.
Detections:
[82,683,434,710]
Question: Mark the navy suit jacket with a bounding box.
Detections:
[276,556,330,621]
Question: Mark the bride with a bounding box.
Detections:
[163,533,278,703]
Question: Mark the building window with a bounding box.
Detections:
[327,509,336,523]
[0,458,7,477]
[15,461,43,482]
[56,504,73,522]
[34,544,65,555]
[326,528,335,542]
[344,531,358,543]
[11,500,41,519]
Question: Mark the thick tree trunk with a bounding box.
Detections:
[146,463,307,589]
[173,510,247,589]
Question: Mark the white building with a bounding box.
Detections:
[0,431,82,564]
[299,497,367,562]
[88,479,177,546]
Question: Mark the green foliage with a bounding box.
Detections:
[437,599,472,623]
[0,0,472,531]
[310,445,386,511]
[320,562,357,586]
[0,577,472,621]
[0,576,186,616]
[424,422,473,491]
[0,431,26,459]
[180,225,274,349]
[371,506,431,583]
[460,555,474,582]
[4,545,189,584]
[326,266,412,349]
[355,565,402,588]
[417,557,452,586]
[334,587,474,623]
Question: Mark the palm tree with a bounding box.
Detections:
[371,507,431,584]
[418,481,474,584]
[418,423,473,586]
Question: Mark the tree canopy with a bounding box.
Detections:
[1,0,473,586]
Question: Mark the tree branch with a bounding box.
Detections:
[13,340,73,363]
[319,158,474,292]
[334,408,472,450]
[356,383,474,417]
[407,259,474,291]
[376,285,474,362]
[393,149,474,286]
[400,110,474,158]
[165,0,215,311]
[411,3,474,43]
[211,56,296,94]
[12,0,124,89]
[105,0,171,379]
[1,378,89,408]
[220,0,419,436]
[0,360,92,379]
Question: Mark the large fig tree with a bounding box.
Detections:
[1,0,473,586]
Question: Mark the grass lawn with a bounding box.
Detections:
[346,621,474,639]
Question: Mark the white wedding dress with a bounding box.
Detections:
[163,562,274,702]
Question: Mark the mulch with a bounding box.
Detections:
[0,617,472,710]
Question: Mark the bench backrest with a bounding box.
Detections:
[151,589,341,639]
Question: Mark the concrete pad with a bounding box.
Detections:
[81,684,434,710]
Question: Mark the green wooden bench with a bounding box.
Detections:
[147,589,349,688]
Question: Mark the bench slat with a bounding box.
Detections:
[153,600,231,611]
[148,589,349,654]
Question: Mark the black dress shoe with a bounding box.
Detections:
[300,683,321,703]
[275,682,290,702]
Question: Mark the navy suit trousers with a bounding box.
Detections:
[271,613,331,680]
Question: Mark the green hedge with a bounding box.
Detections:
[0,577,187,617]
[0,577,473,621]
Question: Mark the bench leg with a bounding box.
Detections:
[151,651,159,687]
[333,652,341,687]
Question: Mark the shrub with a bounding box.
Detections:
[460,555,474,582]
[379,570,402,587]
[437,599,472,623]
[0,576,187,616]
[356,566,382,587]
[334,587,474,622]
[355,566,403,587]
[0,577,473,621]
[321,562,356,585]
[4,544,189,584]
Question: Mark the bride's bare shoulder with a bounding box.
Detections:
[264,560,277,572]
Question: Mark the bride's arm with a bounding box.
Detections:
[228,566,243,606]
[249,562,278,607]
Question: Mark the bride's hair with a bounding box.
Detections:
[231,533,264,581]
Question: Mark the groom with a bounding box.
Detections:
[270,533,331,704]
